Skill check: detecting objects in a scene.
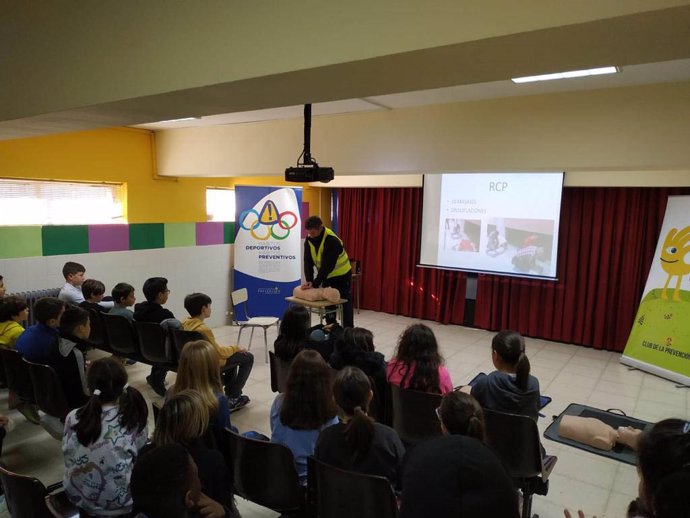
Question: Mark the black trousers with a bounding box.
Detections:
[323,273,353,328]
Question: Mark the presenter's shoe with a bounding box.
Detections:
[228,395,250,412]
[146,375,167,397]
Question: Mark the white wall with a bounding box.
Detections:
[0,245,234,329]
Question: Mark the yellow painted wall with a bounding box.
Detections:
[0,127,330,225]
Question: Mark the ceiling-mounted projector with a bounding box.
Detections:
[284,104,334,184]
[285,165,334,183]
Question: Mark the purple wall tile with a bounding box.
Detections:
[88,225,130,253]
[196,222,225,246]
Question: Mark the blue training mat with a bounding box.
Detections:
[465,372,552,410]
[543,403,652,465]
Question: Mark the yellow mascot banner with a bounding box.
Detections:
[621,196,690,385]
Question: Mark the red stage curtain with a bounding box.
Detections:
[474,187,690,351]
[338,188,467,324]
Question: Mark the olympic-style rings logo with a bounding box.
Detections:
[239,200,298,240]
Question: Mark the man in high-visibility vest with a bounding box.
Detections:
[301,215,353,328]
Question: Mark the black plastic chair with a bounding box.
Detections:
[307,457,398,518]
[135,321,175,365]
[25,359,70,421]
[483,408,557,518]
[102,313,142,359]
[171,329,205,359]
[224,428,305,515]
[389,384,442,446]
[0,348,35,404]
[0,465,69,518]
[83,307,110,352]
[269,351,292,393]
[45,491,80,518]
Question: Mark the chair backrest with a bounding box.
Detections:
[231,288,249,306]
[84,308,108,350]
[389,383,443,445]
[269,351,292,393]
[102,313,140,357]
[134,321,171,364]
[483,408,543,479]
[224,428,304,512]
[0,465,51,518]
[45,490,79,518]
[171,329,205,359]
[307,457,398,518]
[0,348,35,403]
[26,359,70,420]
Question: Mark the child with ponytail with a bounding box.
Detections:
[469,330,540,421]
[316,366,405,486]
[437,391,486,442]
[62,357,148,517]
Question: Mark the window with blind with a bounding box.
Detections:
[0,179,125,225]
[206,188,235,222]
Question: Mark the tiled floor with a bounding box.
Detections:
[2,310,688,518]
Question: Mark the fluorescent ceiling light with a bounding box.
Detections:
[511,66,618,84]
[156,117,199,123]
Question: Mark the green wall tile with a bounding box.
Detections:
[42,225,88,256]
[164,222,195,247]
[129,223,165,250]
[223,222,236,244]
[0,226,43,259]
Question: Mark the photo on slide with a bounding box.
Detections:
[443,218,480,252]
[500,218,555,275]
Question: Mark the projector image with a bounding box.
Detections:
[285,166,334,183]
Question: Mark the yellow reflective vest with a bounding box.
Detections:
[308,227,351,279]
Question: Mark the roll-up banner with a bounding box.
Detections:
[233,186,302,319]
[621,195,690,385]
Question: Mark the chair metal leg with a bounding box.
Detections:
[248,327,255,351]
[238,327,244,346]
[523,491,533,518]
[263,326,269,363]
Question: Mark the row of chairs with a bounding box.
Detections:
[268,352,556,517]
[225,428,397,518]
[85,309,204,369]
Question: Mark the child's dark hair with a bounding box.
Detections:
[281,349,336,430]
[279,306,310,357]
[184,293,212,317]
[333,366,375,462]
[33,297,64,324]
[0,295,28,321]
[492,330,530,391]
[439,391,486,442]
[142,277,168,302]
[393,324,443,394]
[340,327,375,353]
[60,307,90,335]
[636,419,690,518]
[112,282,135,304]
[73,357,148,446]
[131,444,196,518]
[305,216,323,229]
[81,279,106,300]
[62,261,85,279]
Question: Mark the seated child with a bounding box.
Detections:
[271,350,339,483]
[437,391,486,442]
[109,282,136,321]
[134,277,176,396]
[274,305,342,362]
[386,324,453,394]
[0,295,29,349]
[57,307,92,408]
[63,357,148,517]
[315,366,404,487]
[181,293,254,411]
[467,330,540,421]
[131,444,229,518]
[59,262,114,308]
[78,279,109,314]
